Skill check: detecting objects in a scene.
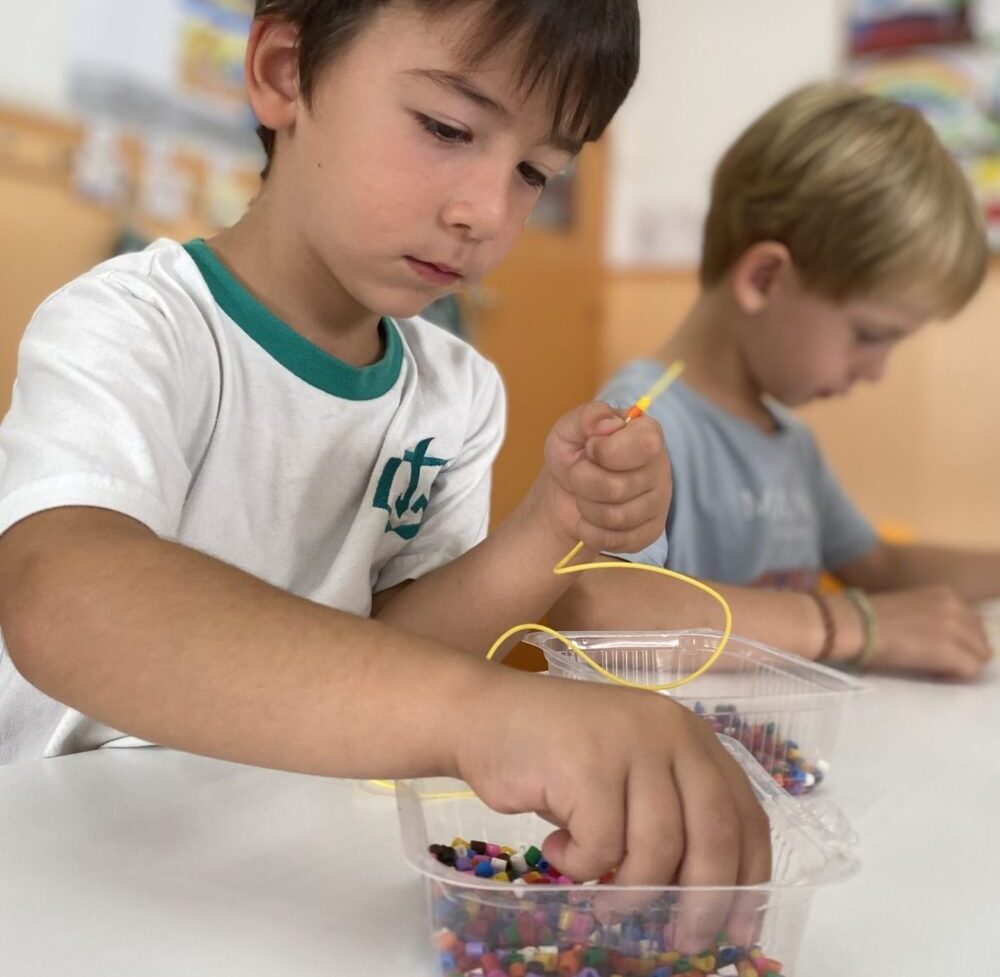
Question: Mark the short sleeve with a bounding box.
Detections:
[0,272,215,539]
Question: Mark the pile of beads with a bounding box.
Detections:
[430,840,577,885]
[694,704,828,796]
[428,840,786,977]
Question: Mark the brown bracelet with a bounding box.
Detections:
[806,590,836,662]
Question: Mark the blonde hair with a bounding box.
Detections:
[701,83,987,317]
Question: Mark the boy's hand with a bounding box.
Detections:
[540,401,671,553]
[869,586,992,679]
[458,672,772,952]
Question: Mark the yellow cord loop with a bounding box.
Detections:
[370,363,731,797]
[486,362,732,692]
[485,542,732,690]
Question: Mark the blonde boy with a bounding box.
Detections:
[557,83,997,678]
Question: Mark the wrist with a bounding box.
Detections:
[842,588,878,671]
[451,664,536,783]
[440,656,504,778]
[519,471,588,553]
[826,593,866,662]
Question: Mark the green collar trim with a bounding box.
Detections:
[184,239,402,400]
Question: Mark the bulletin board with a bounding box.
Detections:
[846,0,1000,247]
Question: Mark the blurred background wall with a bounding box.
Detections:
[1,0,997,547]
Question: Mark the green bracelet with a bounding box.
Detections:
[844,587,878,672]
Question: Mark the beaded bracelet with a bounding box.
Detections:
[844,587,878,672]
[806,591,836,662]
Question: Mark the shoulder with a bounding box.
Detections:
[31,239,212,335]
[393,315,503,396]
[23,240,219,384]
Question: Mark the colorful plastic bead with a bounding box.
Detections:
[427,839,789,977]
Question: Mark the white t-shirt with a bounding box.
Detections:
[0,239,505,762]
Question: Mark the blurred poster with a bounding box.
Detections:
[846,0,1000,247]
[849,1,971,55]
[68,0,257,156]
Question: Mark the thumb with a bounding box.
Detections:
[553,402,625,450]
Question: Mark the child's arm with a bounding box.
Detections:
[372,402,670,652]
[552,559,991,680]
[0,504,770,926]
[835,540,1000,603]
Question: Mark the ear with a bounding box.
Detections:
[245,18,301,134]
[731,241,792,314]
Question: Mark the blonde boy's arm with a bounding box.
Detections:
[551,556,991,679]
[835,540,1000,603]
[548,561,864,664]
[0,506,487,778]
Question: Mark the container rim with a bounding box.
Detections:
[529,629,870,698]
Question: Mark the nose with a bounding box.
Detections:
[440,161,511,243]
[854,346,891,385]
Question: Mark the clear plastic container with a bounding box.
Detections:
[528,629,865,794]
[397,737,859,977]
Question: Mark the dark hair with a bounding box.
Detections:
[253,0,639,177]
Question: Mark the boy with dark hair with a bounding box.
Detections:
[0,1,769,899]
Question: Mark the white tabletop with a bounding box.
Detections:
[1,666,998,976]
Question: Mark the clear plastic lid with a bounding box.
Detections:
[529,629,866,707]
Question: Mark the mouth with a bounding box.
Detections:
[404,256,464,286]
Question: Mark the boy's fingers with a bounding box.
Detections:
[593,764,685,921]
[576,490,662,534]
[553,402,625,449]
[726,769,772,887]
[542,775,626,883]
[567,459,656,503]
[586,415,666,471]
[613,763,685,888]
[711,738,772,948]
[964,618,993,662]
[671,748,743,954]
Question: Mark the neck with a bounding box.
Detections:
[658,287,774,430]
[207,182,384,368]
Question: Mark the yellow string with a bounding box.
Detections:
[484,362,732,690]
[484,545,732,691]
[366,778,474,799]
[371,362,732,796]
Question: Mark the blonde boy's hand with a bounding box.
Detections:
[540,402,671,553]
[458,673,772,951]
[869,586,992,679]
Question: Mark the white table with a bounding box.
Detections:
[1,667,998,976]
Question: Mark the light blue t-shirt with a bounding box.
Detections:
[601,360,877,589]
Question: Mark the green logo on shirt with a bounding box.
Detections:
[373,438,449,539]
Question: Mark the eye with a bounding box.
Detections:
[853,324,890,345]
[416,114,471,145]
[518,163,548,189]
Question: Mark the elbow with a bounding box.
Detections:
[0,538,71,693]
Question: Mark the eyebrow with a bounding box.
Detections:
[405,68,583,156]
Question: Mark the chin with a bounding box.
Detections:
[362,284,445,321]
[772,390,808,408]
